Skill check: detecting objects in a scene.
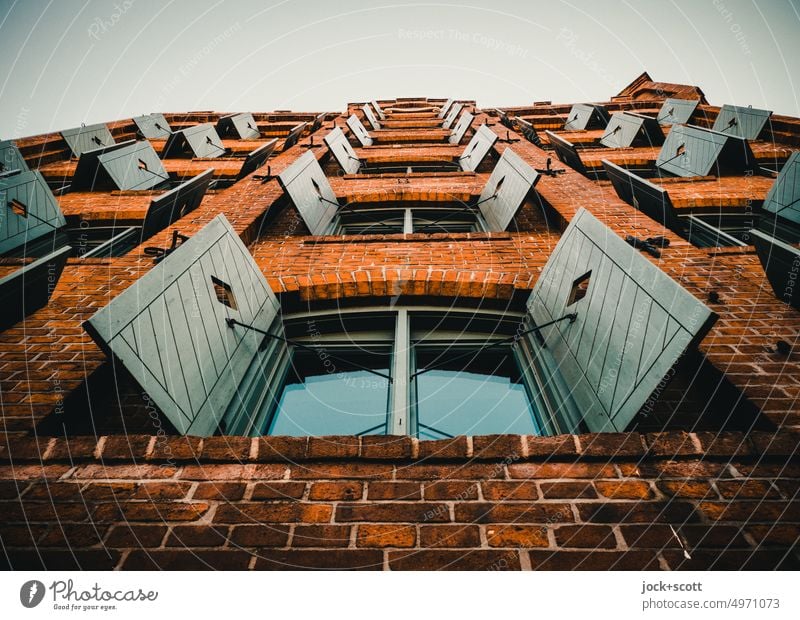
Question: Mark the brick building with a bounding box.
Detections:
[0,71,798,570]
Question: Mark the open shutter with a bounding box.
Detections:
[437,99,454,119]
[61,123,115,157]
[363,105,381,130]
[370,100,386,120]
[545,131,586,175]
[599,112,663,148]
[278,151,339,236]
[324,127,361,174]
[162,123,225,159]
[346,115,372,147]
[141,169,214,240]
[712,104,772,140]
[527,208,717,432]
[0,170,66,254]
[762,151,800,226]
[133,113,172,139]
[602,160,679,231]
[442,103,463,130]
[459,125,498,172]
[564,104,608,130]
[449,111,475,145]
[0,246,70,330]
[476,148,539,232]
[750,229,800,309]
[656,125,755,177]
[84,215,282,436]
[73,140,168,191]
[217,113,260,140]
[0,140,29,173]
[656,98,699,126]
[237,139,278,181]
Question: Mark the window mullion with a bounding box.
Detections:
[403,209,413,234]
[390,308,410,435]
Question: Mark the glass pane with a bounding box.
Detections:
[414,345,541,438]
[339,210,404,235]
[267,348,391,436]
[413,210,476,233]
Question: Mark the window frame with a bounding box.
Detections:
[223,304,583,437]
[333,207,485,235]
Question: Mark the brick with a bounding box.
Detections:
[716,479,780,499]
[417,436,469,460]
[306,436,359,459]
[166,525,229,547]
[697,501,800,522]
[180,464,286,480]
[486,525,549,548]
[694,432,751,457]
[148,435,202,462]
[308,481,362,500]
[423,480,479,500]
[39,524,108,547]
[455,502,574,524]
[527,550,662,570]
[131,482,193,500]
[46,436,100,461]
[93,502,209,522]
[291,463,393,480]
[337,502,450,523]
[643,431,701,457]
[749,431,800,457]
[576,433,644,458]
[255,436,307,462]
[367,482,421,501]
[555,525,617,549]
[123,550,251,570]
[214,502,333,524]
[356,524,416,548]
[254,550,382,570]
[3,550,121,570]
[229,525,290,547]
[251,481,307,500]
[621,524,749,549]
[193,482,248,501]
[293,525,351,547]
[595,480,654,500]
[472,435,524,460]
[746,524,800,546]
[201,436,252,461]
[481,481,538,500]
[101,435,152,460]
[508,462,617,479]
[539,481,597,499]
[389,550,521,570]
[419,525,480,548]
[361,435,414,459]
[577,501,700,524]
[396,463,503,480]
[105,525,168,547]
[525,434,578,458]
[658,480,717,499]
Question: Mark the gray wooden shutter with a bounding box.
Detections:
[750,229,800,309]
[656,98,699,126]
[437,99,454,119]
[61,123,115,157]
[141,169,214,240]
[545,130,586,175]
[600,112,663,148]
[162,123,225,158]
[324,127,361,174]
[370,100,386,120]
[602,160,679,230]
[133,114,172,139]
[282,122,308,151]
[712,104,772,140]
[363,105,382,130]
[762,151,800,226]
[442,103,463,130]
[656,125,754,177]
[0,245,70,330]
[84,214,282,436]
[218,113,260,140]
[449,111,475,145]
[346,115,373,146]
[564,104,607,130]
[74,140,168,191]
[459,124,498,172]
[0,140,29,173]
[237,139,278,181]
[476,147,539,232]
[527,208,717,432]
[278,151,339,236]
[0,170,66,254]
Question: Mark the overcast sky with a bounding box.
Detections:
[1,0,798,138]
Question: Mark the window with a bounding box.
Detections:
[222,307,574,437]
[335,207,481,235]
[8,198,27,218]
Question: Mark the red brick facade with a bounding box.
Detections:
[1,76,798,570]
